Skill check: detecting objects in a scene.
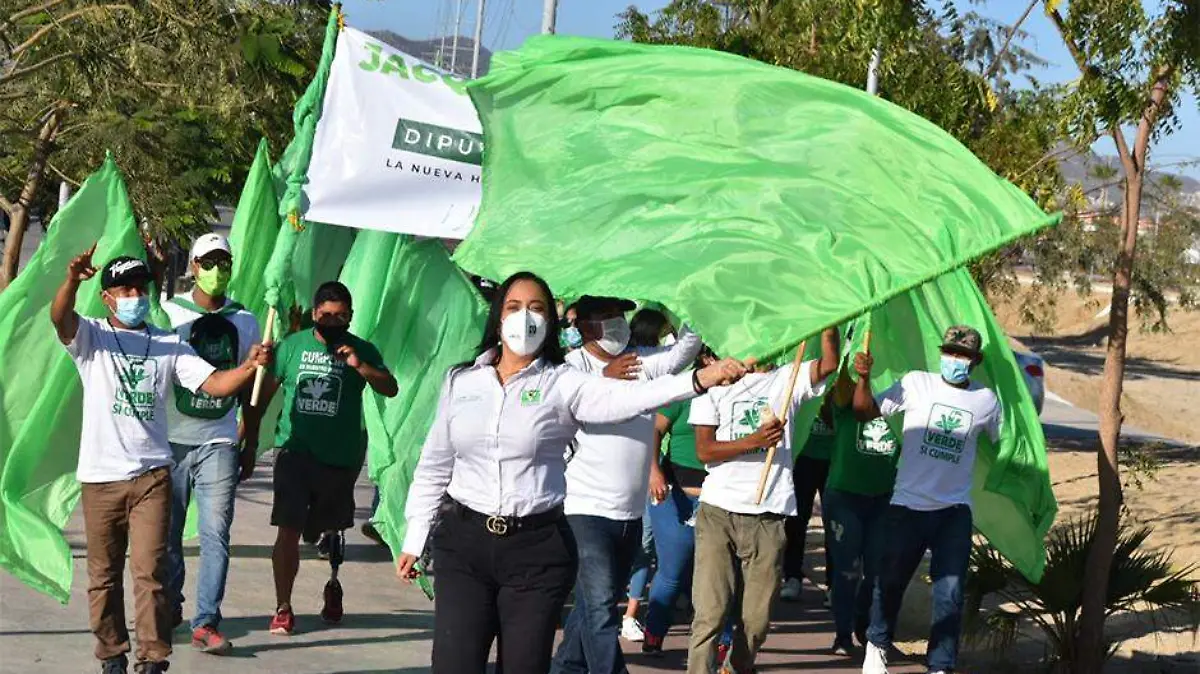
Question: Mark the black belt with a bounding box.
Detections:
[450,500,563,536]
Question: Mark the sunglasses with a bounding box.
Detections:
[197,257,232,271]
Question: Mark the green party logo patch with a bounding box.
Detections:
[520,389,543,406]
[920,403,973,463]
[297,373,343,417]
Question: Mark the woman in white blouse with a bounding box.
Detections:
[397,271,748,674]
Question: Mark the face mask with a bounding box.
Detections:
[110,294,150,327]
[561,325,583,349]
[595,317,631,356]
[501,308,547,357]
[940,354,972,385]
[195,266,231,296]
[315,322,350,346]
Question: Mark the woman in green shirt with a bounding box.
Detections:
[823,369,901,655]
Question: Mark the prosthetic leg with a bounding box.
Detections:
[319,529,345,624]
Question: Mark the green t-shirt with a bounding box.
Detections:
[826,404,901,496]
[797,404,838,461]
[272,329,387,468]
[661,400,703,471]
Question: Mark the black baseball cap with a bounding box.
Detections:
[576,295,637,320]
[100,256,152,290]
[940,324,984,360]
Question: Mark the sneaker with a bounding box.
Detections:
[862,641,889,674]
[101,655,128,674]
[361,522,385,546]
[716,641,731,668]
[642,632,664,655]
[191,625,232,655]
[321,578,344,624]
[132,661,169,674]
[779,576,803,601]
[269,605,295,636]
[620,616,645,642]
[831,637,856,657]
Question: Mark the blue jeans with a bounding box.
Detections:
[166,441,239,630]
[867,504,973,672]
[824,489,890,643]
[645,488,698,637]
[552,515,642,674]
[628,509,655,602]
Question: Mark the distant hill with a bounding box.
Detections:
[366,30,492,78]
[1058,147,1200,210]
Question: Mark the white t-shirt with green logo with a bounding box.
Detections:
[163,294,260,447]
[688,362,827,516]
[876,371,1002,511]
[65,318,216,483]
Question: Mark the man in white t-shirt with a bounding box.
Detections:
[852,325,1002,674]
[552,296,701,674]
[686,327,839,674]
[162,233,263,655]
[51,247,270,674]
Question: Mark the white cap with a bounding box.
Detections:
[190,233,232,260]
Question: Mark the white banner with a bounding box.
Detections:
[304,27,483,239]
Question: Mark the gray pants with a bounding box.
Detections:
[687,503,787,674]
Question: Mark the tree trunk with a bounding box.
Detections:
[1075,168,1142,672]
[0,107,63,290]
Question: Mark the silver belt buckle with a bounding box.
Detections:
[485,515,509,536]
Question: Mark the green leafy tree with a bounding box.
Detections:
[0,0,324,290]
[1039,1,1199,669]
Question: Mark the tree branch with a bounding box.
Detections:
[1132,64,1177,171]
[10,4,135,59]
[7,0,69,26]
[985,0,1039,80]
[0,50,74,86]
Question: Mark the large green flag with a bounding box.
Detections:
[455,36,1060,360]
[340,232,487,556]
[0,157,149,602]
[844,268,1056,581]
[227,138,283,326]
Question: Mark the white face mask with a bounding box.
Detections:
[596,317,631,356]
[500,308,548,357]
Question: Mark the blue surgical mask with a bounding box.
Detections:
[940,354,971,385]
[561,325,583,349]
[112,295,150,326]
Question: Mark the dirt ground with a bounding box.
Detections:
[992,289,1200,445]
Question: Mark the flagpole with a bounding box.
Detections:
[866,45,882,95]
[250,306,277,407]
[450,0,465,73]
[471,0,485,78]
[541,0,558,34]
[754,340,807,505]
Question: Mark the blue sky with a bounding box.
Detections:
[342,0,1198,178]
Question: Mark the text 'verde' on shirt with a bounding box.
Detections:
[163,293,262,447]
[271,329,387,469]
[876,371,1002,511]
[64,318,216,483]
[826,404,900,497]
[688,361,827,516]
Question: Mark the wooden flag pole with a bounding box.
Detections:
[754,339,807,505]
[249,305,277,408]
[863,329,872,355]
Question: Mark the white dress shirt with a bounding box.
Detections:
[401,349,699,556]
[562,326,702,520]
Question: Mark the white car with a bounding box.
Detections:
[1012,348,1046,414]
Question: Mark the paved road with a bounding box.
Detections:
[0,456,924,674]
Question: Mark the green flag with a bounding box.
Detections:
[340,232,487,556]
[227,138,283,326]
[455,36,1060,360]
[0,156,149,602]
[844,268,1056,581]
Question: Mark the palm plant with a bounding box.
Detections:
[965,513,1200,672]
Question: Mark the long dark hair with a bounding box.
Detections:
[630,308,669,348]
[459,271,565,369]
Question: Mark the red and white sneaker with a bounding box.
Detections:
[191,625,232,655]
[269,605,295,636]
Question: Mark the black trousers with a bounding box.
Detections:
[432,502,578,673]
[784,455,831,580]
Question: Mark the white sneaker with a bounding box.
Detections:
[780,577,803,601]
[862,641,889,674]
[620,616,645,642]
